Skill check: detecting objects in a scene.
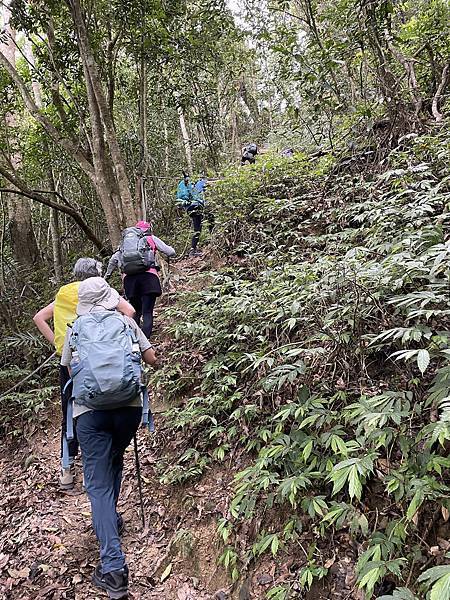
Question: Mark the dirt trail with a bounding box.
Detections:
[0,256,229,600]
[0,255,360,600]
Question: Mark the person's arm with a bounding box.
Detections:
[33,302,55,345]
[152,235,176,257]
[125,316,157,364]
[142,347,157,365]
[117,297,135,318]
[60,328,72,369]
[104,251,120,281]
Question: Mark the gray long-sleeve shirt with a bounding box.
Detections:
[105,235,175,279]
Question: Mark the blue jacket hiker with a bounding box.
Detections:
[61,277,156,599]
[176,174,209,257]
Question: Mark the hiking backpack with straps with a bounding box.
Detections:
[69,312,145,410]
[120,227,156,275]
[62,312,153,468]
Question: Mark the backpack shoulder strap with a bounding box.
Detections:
[146,235,156,251]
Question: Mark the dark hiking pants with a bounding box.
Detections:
[129,294,157,338]
[76,407,142,573]
[189,211,203,250]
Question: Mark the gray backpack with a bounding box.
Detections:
[120,227,156,275]
[69,312,142,410]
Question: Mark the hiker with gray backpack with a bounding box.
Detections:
[61,277,156,599]
[105,220,175,338]
[241,142,258,166]
[33,258,135,490]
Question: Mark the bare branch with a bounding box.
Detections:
[0,165,106,252]
[0,48,96,179]
[432,63,450,123]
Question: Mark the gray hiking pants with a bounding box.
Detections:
[76,407,142,573]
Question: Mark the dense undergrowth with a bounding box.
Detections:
[0,265,60,436]
[153,126,450,599]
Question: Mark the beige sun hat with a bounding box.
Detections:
[77,277,120,316]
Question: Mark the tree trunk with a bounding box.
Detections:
[47,170,64,283]
[178,106,193,174]
[25,40,63,281]
[1,2,39,267]
[163,116,170,173]
[138,52,149,220]
[68,0,137,225]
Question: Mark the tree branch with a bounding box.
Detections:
[0,49,96,180]
[432,63,450,123]
[0,166,106,253]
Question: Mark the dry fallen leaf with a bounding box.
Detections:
[72,573,82,584]
[9,567,30,579]
[160,562,172,582]
[0,553,9,570]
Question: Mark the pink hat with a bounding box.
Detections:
[136,220,152,231]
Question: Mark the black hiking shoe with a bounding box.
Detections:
[92,564,129,599]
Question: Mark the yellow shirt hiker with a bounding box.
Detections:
[33,258,135,491]
[53,281,80,356]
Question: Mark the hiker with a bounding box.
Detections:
[105,221,175,338]
[281,147,294,158]
[61,277,156,599]
[194,173,215,234]
[176,173,205,256]
[104,246,123,282]
[241,143,258,166]
[33,258,135,489]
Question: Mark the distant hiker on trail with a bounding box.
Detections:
[105,221,175,339]
[281,147,294,158]
[176,173,208,256]
[241,143,258,166]
[61,277,156,600]
[33,258,135,490]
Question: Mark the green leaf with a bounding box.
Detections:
[406,489,424,521]
[417,349,430,374]
[303,440,313,461]
[271,534,280,556]
[359,565,383,591]
[430,572,450,600]
[348,465,362,500]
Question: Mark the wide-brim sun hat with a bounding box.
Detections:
[77,277,120,316]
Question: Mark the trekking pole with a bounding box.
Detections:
[133,435,146,529]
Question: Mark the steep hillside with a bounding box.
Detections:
[151,126,450,599]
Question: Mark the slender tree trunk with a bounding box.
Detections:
[1,2,39,267]
[25,40,63,281]
[178,106,193,174]
[432,64,449,123]
[84,71,123,246]
[138,53,149,220]
[48,171,64,283]
[163,116,170,173]
[68,0,137,225]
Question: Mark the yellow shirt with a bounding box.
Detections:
[53,281,80,356]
